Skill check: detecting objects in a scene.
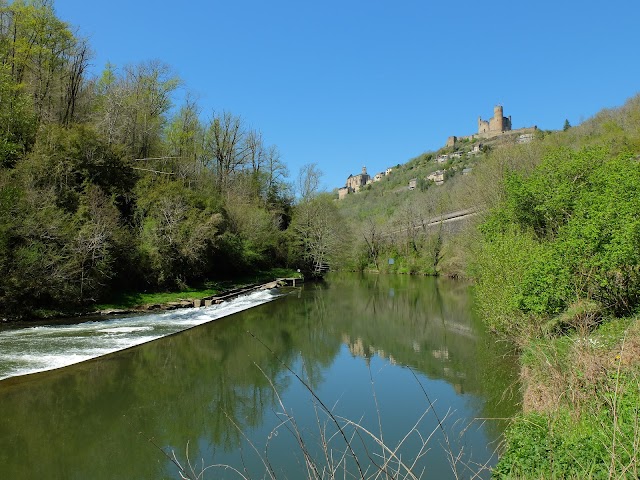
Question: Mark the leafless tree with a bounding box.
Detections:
[204,110,247,191]
[297,163,322,201]
[361,218,382,270]
[292,194,347,276]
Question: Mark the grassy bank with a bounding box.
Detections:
[26,268,302,319]
[494,314,640,478]
[463,95,640,478]
[94,267,301,311]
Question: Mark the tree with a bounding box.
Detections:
[0,0,91,125]
[475,146,640,334]
[290,194,348,276]
[165,95,206,185]
[563,119,571,131]
[361,218,382,270]
[263,145,289,207]
[203,111,247,191]
[135,181,224,288]
[0,64,36,167]
[297,163,322,201]
[93,61,180,158]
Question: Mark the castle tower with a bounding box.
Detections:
[493,105,504,132]
[478,105,512,136]
[362,166,367,175]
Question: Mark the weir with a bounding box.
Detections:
[0,289,283,381]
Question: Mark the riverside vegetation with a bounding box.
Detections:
[2,1,640,477]
[338,94,640,477]
[0,0,345,319]
[473,99,640,479]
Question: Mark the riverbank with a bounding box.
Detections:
[493,313,640,478]
[14,268,303,322]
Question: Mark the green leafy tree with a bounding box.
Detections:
[0,64,36,167]
[0,0,90,125]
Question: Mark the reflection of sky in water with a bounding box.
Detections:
[0,290,279,380]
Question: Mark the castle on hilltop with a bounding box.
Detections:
[478,105,511,135]
[446,104,537,147]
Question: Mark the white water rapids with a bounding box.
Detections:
[0,289,280,381]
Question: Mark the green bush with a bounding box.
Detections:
[474,146,640,335]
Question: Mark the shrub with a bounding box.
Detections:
[473,147,640,336]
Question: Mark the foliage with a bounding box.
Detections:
[474,146,640,335]
[0,2,302,316]
[0,64,36,167]
[495,320,640,479]
[468,95,640,479]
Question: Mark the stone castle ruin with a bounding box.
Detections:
[446,104,537,147]
[478,105,512,135]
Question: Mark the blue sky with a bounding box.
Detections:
[54,0,640,191]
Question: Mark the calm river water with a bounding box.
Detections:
[0,273,519,479]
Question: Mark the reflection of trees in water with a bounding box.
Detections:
[0,306,324,478]
[319,273,520,436]
[0,274,519,479]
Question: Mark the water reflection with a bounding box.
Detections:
[0,273,519,479]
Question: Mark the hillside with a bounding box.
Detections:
[333,124,549,276]
[0,2,331,317]
[334,93,640,478]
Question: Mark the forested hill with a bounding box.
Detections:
[0,1,341,317]
[334,95,640,281]
[2,0,639,328]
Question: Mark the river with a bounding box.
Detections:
[0,273,519,479]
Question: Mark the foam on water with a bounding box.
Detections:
[98,326,154,334]
[0,289,281,380]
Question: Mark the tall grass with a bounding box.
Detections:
[494,317,640,478]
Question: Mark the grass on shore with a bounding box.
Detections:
[94,268,302,311]
[494,314,640,478]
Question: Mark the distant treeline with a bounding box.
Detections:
[0,0,347,316]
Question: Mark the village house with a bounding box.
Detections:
[427,170,445,185]
[517,133,534,144]
[408,178,417,190]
